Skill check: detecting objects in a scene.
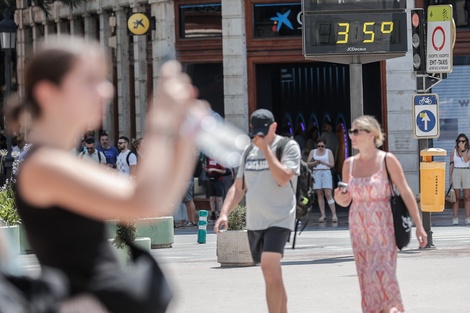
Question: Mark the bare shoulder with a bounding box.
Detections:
[18,147,126,207]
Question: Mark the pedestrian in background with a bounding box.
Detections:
[98,132,119,168]
[79,137,106,164]
[307,136,337,223]
[215,109,301,313]
[7,35,206,312]
[449,133,470,225]
[334,115,427,313]
[116,136,137,177]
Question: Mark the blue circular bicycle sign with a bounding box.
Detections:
[413,93,439,138]
[416,110,436,133]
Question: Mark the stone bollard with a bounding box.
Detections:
[197,210,208,244]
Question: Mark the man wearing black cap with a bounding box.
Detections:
[215,108,301,313]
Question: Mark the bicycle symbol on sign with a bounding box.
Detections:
[418,97,432,105]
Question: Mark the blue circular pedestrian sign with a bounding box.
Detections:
[416,110,436,133]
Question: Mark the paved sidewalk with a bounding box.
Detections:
[16,207,470,312]
[156,207,470,313]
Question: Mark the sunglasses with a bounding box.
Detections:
[317,145,325,148]
[348,129,369,136]
[458,140,466,143]
[86,147,94,151]
[117,142,126,145]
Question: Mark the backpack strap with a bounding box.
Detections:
[275,137,296,194]
[242,144,254,190]
[126,151,136,166]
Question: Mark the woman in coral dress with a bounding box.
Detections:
[334,116,427,313]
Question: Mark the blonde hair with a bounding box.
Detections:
[352,115,385,148]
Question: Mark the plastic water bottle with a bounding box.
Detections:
[197,210,208,244]
[180,109,250,168]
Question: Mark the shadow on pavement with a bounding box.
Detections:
[282,255,354,266]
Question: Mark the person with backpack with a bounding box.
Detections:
[116,136,137,177]
[306,136,338,223]
[79,137,106,165]
[215,109,300,313]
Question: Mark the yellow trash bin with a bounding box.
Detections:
[420,148,447,213]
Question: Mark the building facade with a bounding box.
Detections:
[14,0,470,192]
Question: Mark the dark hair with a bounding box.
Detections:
[455,133,469,150]
[6,36,105,132]
[119,136,130,143]
[317,136,327,145]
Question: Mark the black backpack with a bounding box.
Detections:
[243,137,313,219]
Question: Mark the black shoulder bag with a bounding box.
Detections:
[384,153,412,250]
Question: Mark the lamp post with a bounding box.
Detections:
[0,11,17,183]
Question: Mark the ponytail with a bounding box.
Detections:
[5,93,32,134]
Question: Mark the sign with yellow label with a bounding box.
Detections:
[127,13,150,35]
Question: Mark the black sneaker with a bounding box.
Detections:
[211,212,217,221]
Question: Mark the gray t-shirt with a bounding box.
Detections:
[237,136,301,231]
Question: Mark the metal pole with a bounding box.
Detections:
[418,138,434,248]
[3,49,13,182]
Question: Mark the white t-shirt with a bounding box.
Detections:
[237,136,301,231]
[80,150,106,164]
[116,149,137,175]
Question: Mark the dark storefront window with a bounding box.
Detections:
[253,3,302,38]
[184,63,224,116]
[179,4,222,38]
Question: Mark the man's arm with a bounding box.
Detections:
[214,177,246,233]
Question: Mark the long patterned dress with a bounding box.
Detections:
[348,154,404,313]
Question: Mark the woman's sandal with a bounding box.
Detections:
[318,216,326,223]
[332,216,338,223]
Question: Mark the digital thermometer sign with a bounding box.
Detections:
[303,11,407,56]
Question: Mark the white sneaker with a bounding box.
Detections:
[452,218,459,225]
[466,217,470,225]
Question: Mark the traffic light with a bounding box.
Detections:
[411,9,426,72]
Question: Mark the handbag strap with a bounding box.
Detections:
[446,184,453,197]
[384,153,397,197]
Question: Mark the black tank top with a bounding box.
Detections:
[14,146,116,292]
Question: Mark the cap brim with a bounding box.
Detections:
[250,127,269,137]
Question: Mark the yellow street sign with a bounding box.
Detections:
[127,13,150,36]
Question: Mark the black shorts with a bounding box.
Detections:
[247,227,291,264]
[208,180,224,197]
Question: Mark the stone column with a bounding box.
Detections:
[221,0,248,133]
[385,0,419,192]
[115,8,131,137]
[131,7,148,138]
[99,11,116,142]
[84,14,98,40]
[150,1,175,100]
[15,11,31,98]
[57,19,70,35]
[43,23,56,37]
[70,17,84,36]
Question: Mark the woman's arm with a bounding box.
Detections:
[385,153,427,248]
[334,157,352,207]
[449,149,455,185]
[306,150,317,168]
[18,61,206,221]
